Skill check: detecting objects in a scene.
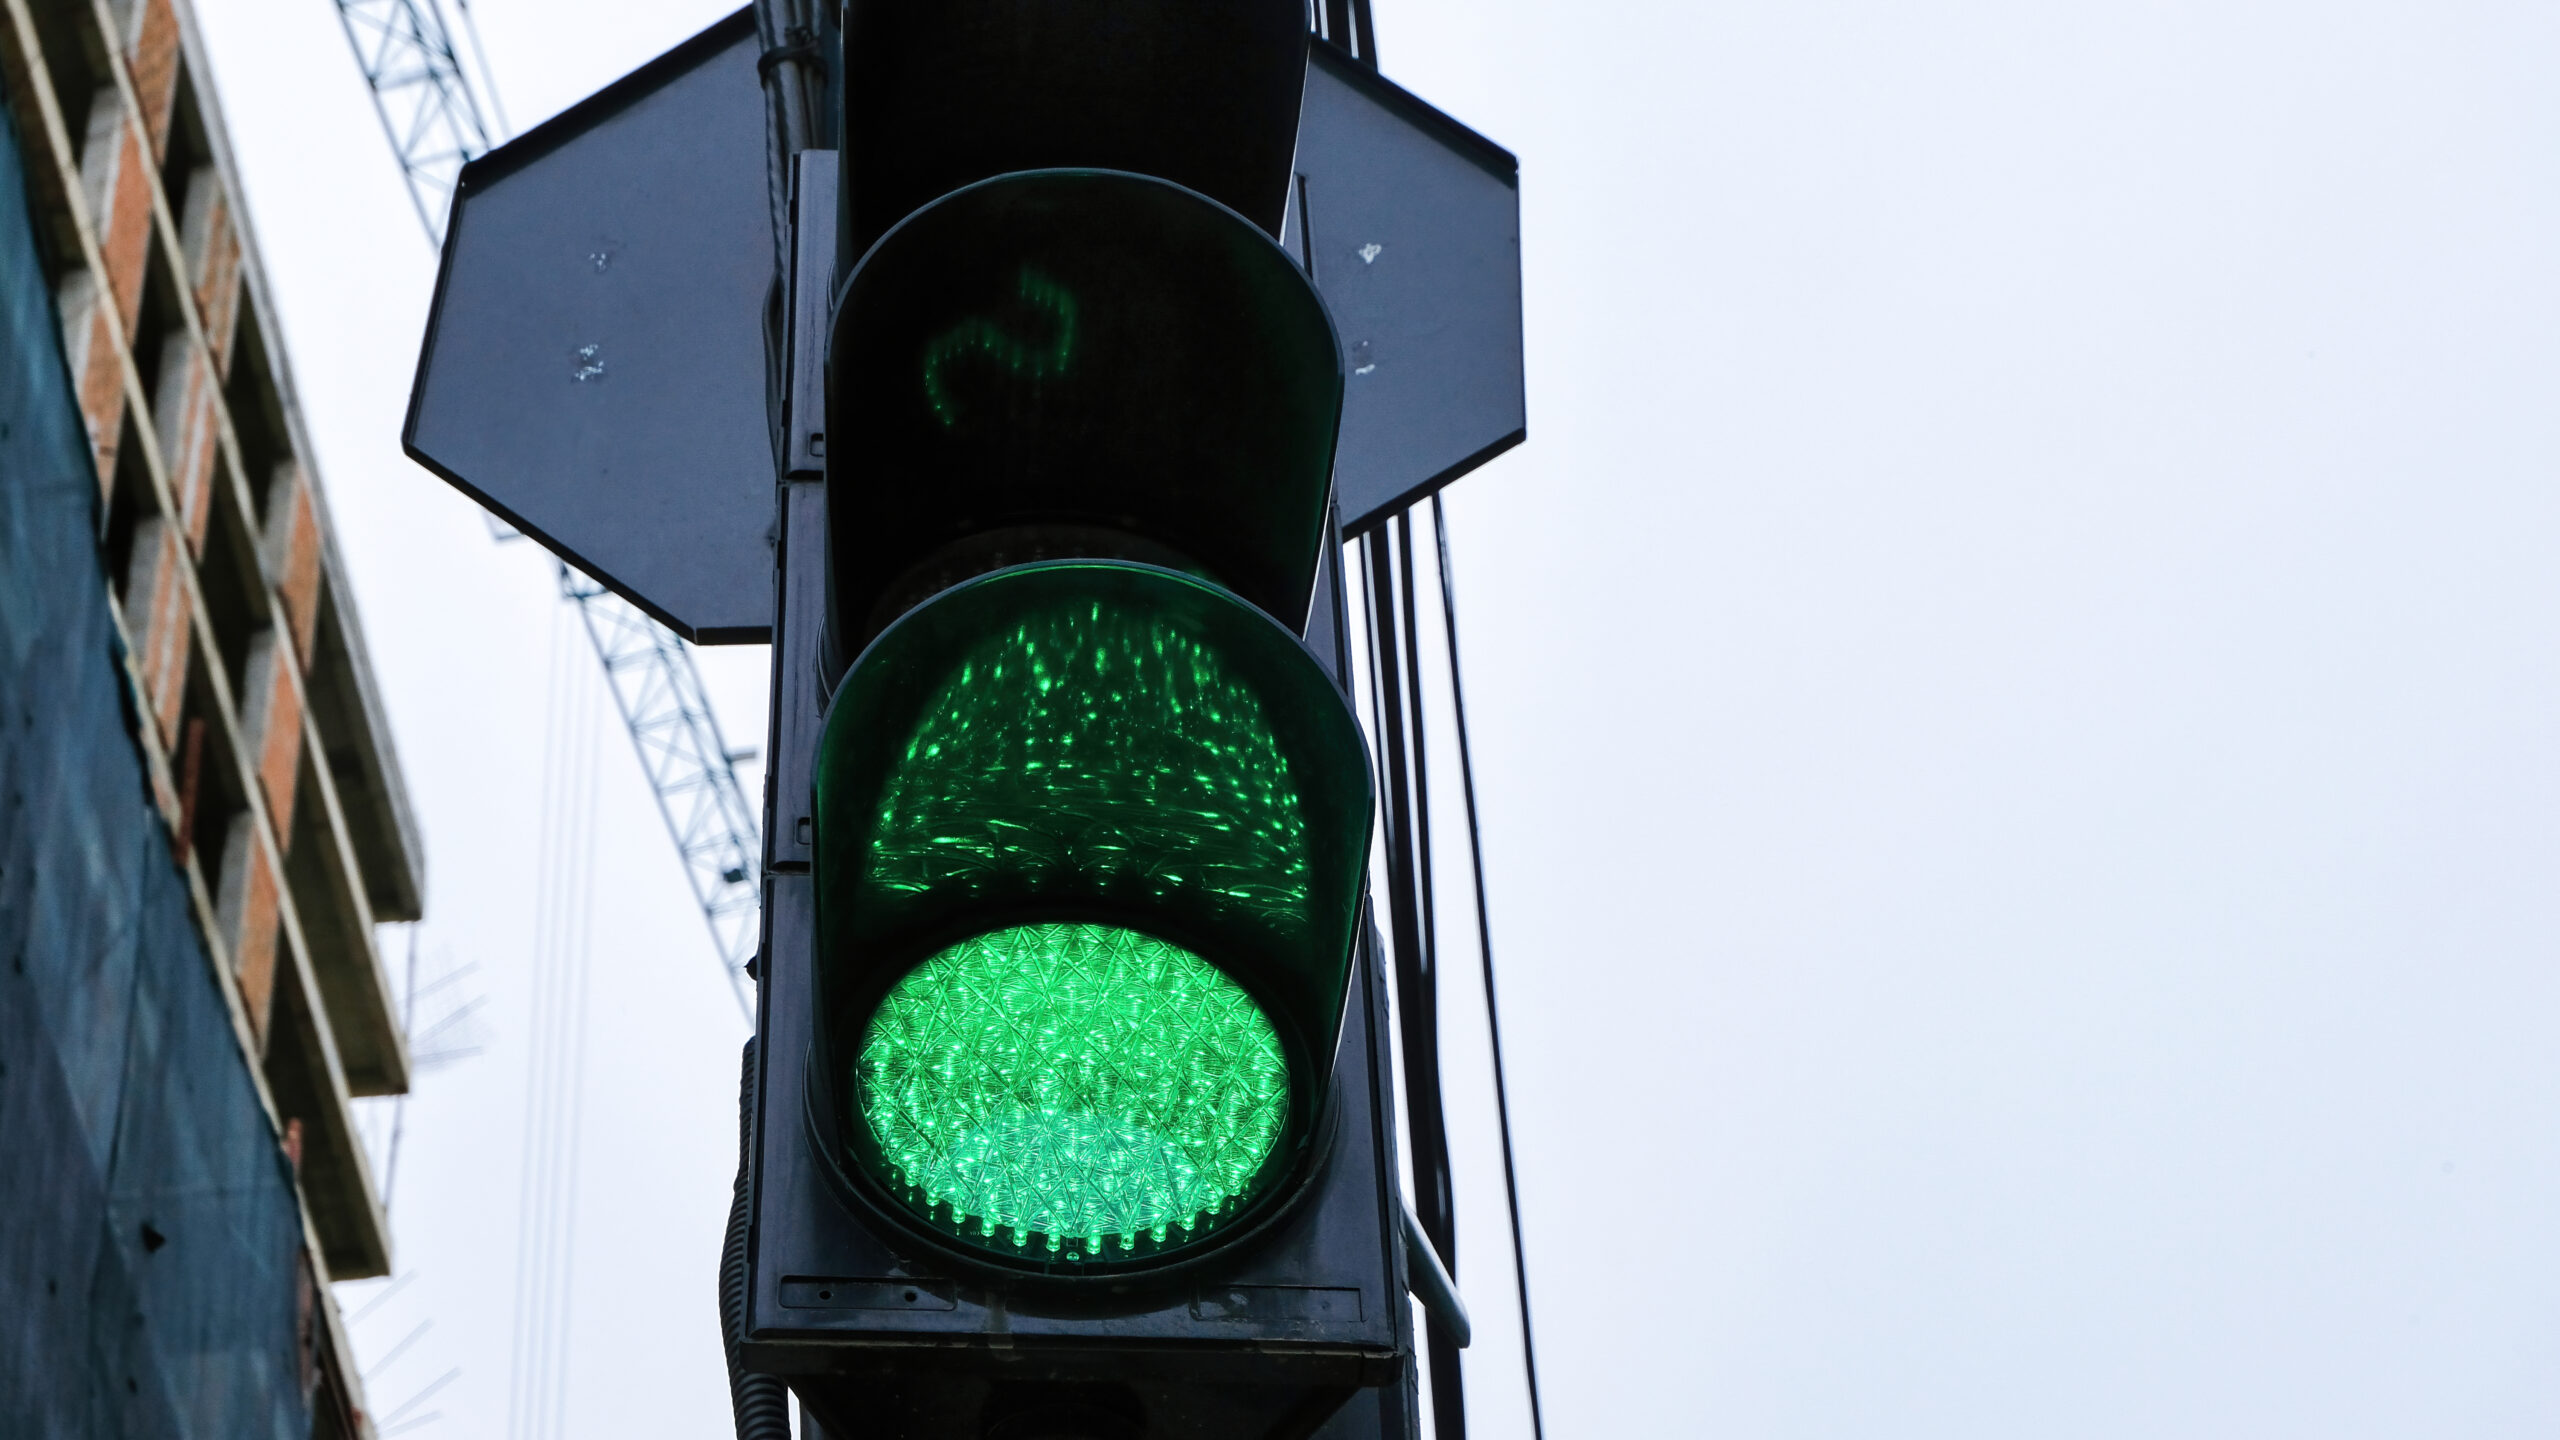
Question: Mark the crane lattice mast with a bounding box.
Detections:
[332,0,761,1011]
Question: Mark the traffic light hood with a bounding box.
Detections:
[824,169,1345,659]
[840,0,1308,257]
[808,559,1375,1275]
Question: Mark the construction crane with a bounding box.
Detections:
[333,0,760,1014]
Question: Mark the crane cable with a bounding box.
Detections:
[506,602,603,1440]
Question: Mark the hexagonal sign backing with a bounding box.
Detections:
[405,16,1522,641]
[405,9,775,643]
[1289,46,1526,536]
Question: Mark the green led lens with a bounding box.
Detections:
[814,564,1377,1265]
[866,595,1312,936]
[855,922,1289,1263]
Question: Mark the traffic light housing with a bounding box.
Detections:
[808,559,1373,1276]
[739,2,1417,1434]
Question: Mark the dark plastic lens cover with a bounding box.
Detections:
[826,171,1344,650]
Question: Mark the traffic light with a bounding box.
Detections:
[400,2,1527,1433]
[737,2,1419,1435]
[809,556,1371,1271]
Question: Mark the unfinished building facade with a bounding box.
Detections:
[2,0,425,1433]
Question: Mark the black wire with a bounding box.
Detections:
[1395,513,1446,1241]
[757,29,821,81]
[1431,493,1546,1440]
[1365,521,1466,1440]
[1402,512,1468,1440]
[1354,538,1429,1419]
[723,1041,793,1440]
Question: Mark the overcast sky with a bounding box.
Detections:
[194,1,2560,1436]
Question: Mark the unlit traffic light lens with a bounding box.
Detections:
[856,922,1289,1262]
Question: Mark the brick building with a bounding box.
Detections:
[1,0,424,1432]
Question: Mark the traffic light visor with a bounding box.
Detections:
[827,170,1343,648]
[841,0,1308,252]
[812,562,1373,1272]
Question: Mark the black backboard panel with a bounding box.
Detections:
[408,26,1523,627]
[404,10,776,642]
[1290,49,1525,536]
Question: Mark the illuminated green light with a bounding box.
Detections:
[856,923,1289,1261]
[866,594,1312,937]
[813,564,1377,1268]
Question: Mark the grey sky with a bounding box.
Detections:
[197,0,2560,1434]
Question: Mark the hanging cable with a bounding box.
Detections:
[1362,519,1466,1440]
[1430,493,1546,1440]
[1395,510,1447,1232]
[505,606,570,1440]
[723,1041,794,1440]
[549,649,601,1440]
[508,604,602,1440]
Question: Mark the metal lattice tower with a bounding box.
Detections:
[330,0,491,242]
[563,571,759,1015]
[335,0,763,1006]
